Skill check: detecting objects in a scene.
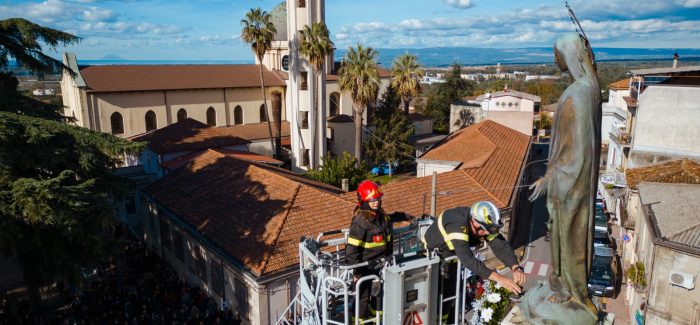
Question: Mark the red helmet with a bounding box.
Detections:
[356,180,383,202]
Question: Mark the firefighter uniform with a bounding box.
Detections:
[423,206,519,323]
[345,206,410,322]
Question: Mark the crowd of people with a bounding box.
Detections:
[2,240,242,325]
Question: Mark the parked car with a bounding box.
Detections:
[588,246,618,297]
[370,162,398,176]
[593,228,614,249]
[596,201,606,213]
[595,212,609,233]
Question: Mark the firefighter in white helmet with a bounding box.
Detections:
[423,201,526,323]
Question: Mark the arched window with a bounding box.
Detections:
[206,107,216,126]
[110,112,124,134]
[145,110,157,131]
[234,106,243,125]
[281,55,290,71]
[177,108,187,122]
[260,104,268,122]
[329,92,340,117]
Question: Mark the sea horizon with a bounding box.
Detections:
[8,47,700,74]
[77,47,700,68]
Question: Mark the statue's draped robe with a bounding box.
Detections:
[545,34,601,312]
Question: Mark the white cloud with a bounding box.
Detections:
[676,0,700,7]
[26,0,67,23]
[444,0,473,9]
[334,3,700,50]
[81,7,115,22]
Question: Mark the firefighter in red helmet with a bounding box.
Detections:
[345,180,412,322]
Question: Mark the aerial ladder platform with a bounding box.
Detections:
[276,217,483,325]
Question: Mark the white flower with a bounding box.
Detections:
[471,298,483,310]
[480,307,494,322]
[470,311,481,325]
[494,282,502,289]
[486,292,501,303]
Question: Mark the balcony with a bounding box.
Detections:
[609,126,632,148]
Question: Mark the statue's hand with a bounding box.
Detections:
[528,178,547,202]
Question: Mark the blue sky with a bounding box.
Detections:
[2,0,700,61]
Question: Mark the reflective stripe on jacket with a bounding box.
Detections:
[345,207,410,267]
[423,207,518,279]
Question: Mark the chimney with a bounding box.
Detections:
[673,51,679,69]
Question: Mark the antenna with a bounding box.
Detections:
[564,1,597,70]
[565,1,588,41]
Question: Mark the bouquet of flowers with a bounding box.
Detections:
[469,280,512,325]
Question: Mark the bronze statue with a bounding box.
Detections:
[522,32,601,324]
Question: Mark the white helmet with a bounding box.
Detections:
[470,201,503,234]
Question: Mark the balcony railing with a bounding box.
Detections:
[610,126,632,146]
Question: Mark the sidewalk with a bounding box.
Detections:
[599,222,632,324]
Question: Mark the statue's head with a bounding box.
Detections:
[553,33,596,81]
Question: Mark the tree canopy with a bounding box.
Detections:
[241,8,276,158]
[240,8,276,62]
[304,152,374,191]
[391,53,423,115]
[299,22,334,168]
[0,18,80,74]
[0,112,143,304]
[365,86,414,167]
[0,18,142,308]
[338,44,380,161]
[422,63,475,133]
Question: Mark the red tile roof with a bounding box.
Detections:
[626,159,700,190]
[161,148,283,172]
[220,121,290,141]
[143,149,354,276]
[342,170,505,217]
[130,119,290,154]
[419,120,531,206]
[130,119,251,154]
[609,78,630,90]
[79,64,286,93]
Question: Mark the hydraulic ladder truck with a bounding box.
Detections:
[276,217,481,325]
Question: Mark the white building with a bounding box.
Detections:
[449,88,540,135]
[601,79,630,149]
[625,182,700,325]
[602,65,700,228]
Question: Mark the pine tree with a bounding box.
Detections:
[365,87,415,173]
[0,19,141,309]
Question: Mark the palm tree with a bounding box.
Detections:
[0,18,80,74]
[391,53,423,115]
[338,44,380,161]
[299,22,334,168]
[241,8,276,158]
